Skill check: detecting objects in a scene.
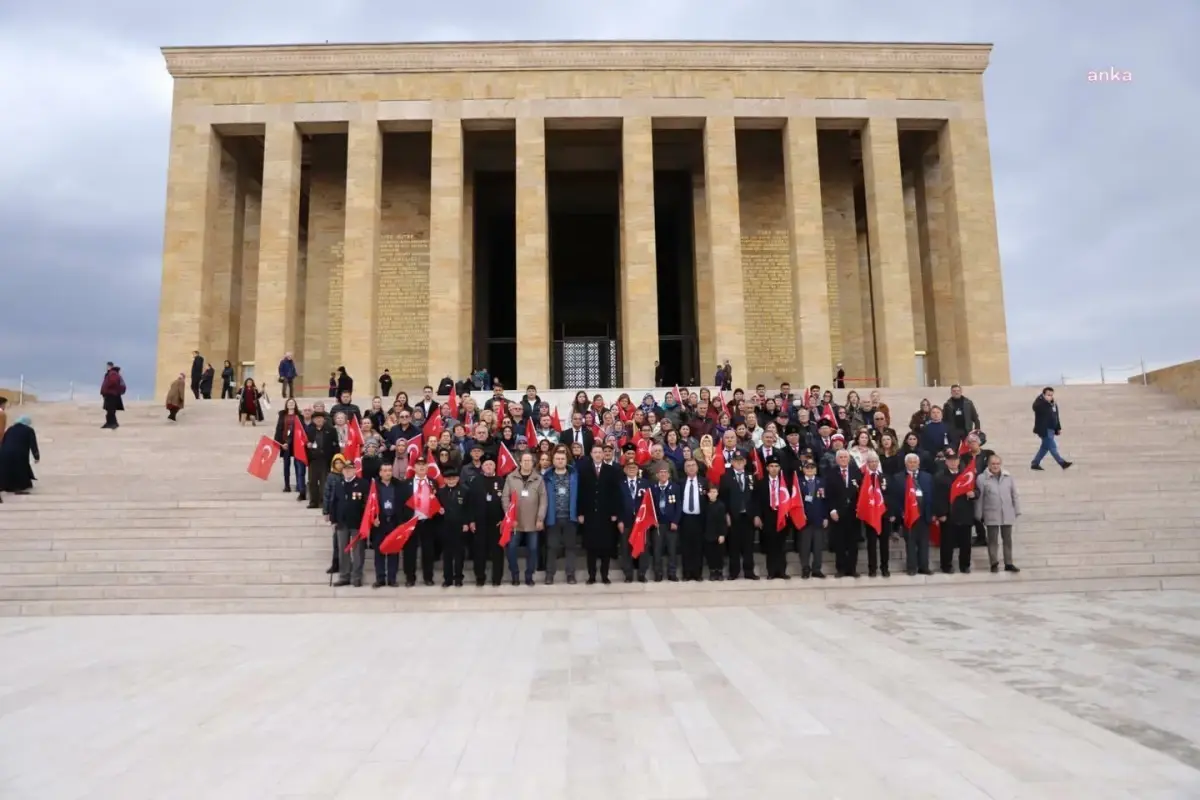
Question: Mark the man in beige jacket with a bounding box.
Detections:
[502,451,547,586]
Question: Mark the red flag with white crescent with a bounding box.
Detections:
[949,457,976,504]
[789,473,807,529]
[246,436,281,480]
[345,480,379,552]
[343,418,364,462]
[856,472,885,534]
[378,516,419,554]
[525,417,537,446]
[904,474,921,530]
[496,443,517,477]
[673,385,684,406]
[499,492,518,547]
[550,407,562,432]
[447,386,458,419]
[423,411,444,443]
[751,447,764,479]
[629,489,657,559]
[292,416,309,466]
[772,479,793,530]
[402,434,424,478]
[406,480,443,520]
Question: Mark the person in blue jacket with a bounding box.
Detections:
[796,459,828,579]
[888,452,935,576]
[648,462,681,581]
[542,448,579,585]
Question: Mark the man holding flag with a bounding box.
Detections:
[934,449,977,574]
[857,451,891,578]
[889,452,935,576]
[752,455,792,580]
[370,461,402,588]
[328,458,372,587]
[401,454,442,587]
[467,455,507,586]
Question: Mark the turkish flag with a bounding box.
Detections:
[407,480,443,520]
[930,518,942,547]
[345,480,379,552]
[716,389,729,416]
[707,447,726,484]
[378,516,419,555]
[427,460,446,488]
[856,472,886,534]
[353,457,363,478]
[629,489,657,559]
[903,474,921,530]
[949,457,976,504]
[499,492,518,547]
[496,443,517,477]
[820,402,837,427]
[525,417,537,445]
[673,385,684,406]
[958,437,972,457]
[423,411,444,443]
[634,436,651,466]
[751,447,764,479]
[343,418,364,462]
[292,415,309,466]
[550,407,562,432]
[247,436,281,480]
[770,478,792,530]
[402,435,424,478]
[591,424,604,442]
[789,473,807,529]
[447,386,458,419]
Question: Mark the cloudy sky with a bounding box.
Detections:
[0,0,1194,397]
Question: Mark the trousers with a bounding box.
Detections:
[864,523,890,574]
[373,549,399,584]
[1032,431,1067,467]
[507,531,539,580]
[544,521,578,579]
[618,527,648,578]
[281,453,306,494]
[586,552,611,580]
[940,521,973,571]
[442,525,465,583]
[905,520,931,572]
[832,516,859,575]
[798,524,826,573]
[307,464,328,508]
[986,524,1015,567]
[678,514,705,580]
[652,525,680,578]
[762,524,789,577]
[473,526,505,584]
[727,514,756,578]
[335,525,365,584]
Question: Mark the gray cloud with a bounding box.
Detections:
[0,0,1194,396]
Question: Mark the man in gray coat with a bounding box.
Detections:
[974,454,1021,574]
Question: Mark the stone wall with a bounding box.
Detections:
[377,132,431,385]
[736,130,795,388]
[303,135,347,388]
[1134,360,1200,407]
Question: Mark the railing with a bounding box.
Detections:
[1023,359,1152,387]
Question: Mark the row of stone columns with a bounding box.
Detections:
[155,114,1008,397]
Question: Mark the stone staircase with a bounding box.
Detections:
[2,384,1199,615]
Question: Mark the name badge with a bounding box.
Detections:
[485,494,493,502]
[915,489,923,498]
[955,409,963,416]
[804,495,813,503]
[521,490,530,498]
[383,501,393,511]
[557,486,567,496]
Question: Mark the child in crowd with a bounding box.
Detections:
[703,484,726,580]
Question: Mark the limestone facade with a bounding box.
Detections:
[155,40,1011,397]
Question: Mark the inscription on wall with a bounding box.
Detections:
[378,232,430,381]
[327,241,345,371]
[740,228,795,383]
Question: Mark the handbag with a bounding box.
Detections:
[261,394,272,413]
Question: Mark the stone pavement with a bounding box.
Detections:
[2,593,1199,799]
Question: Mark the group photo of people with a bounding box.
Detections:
[255,376,1036,590]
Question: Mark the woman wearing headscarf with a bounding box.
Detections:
[165,373,186,421]
[0,416,40,494]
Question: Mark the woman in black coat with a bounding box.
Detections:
[0,417,40,493]
[237,379,265,425]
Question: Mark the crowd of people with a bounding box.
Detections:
[262,380,1036,589]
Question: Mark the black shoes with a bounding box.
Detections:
[424,579,435,587]
[918,568,933,576]
[511,576,520,586]
[991,563,1000,573]
[1062,461,1073,470]
[406,578,417,588]
[333,578,350,587]
[372,580,385,589]
[442,580,452,588]
[881,569,890,578]
[325,565,338,575]
[567,575,577,585]
[1005,564,1021,573]
[601,575,611,585]
[961,566,971,574]
[1030,464,1045,471]
[801,569,811,580]
[586,576,597,585]
[812,571,826,579]
[525,577,534,587]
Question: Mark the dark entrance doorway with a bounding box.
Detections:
[654,170,700,386]
[472,170,517,387]
[548,171,620,389]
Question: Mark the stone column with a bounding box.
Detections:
[620,116,659,386]
[252,121,302,387]
[461,172,476,374]
[692,172,715,375]
[340,118,383,396]
[237,187,261,372]
[515,117,550,389]
[303,136,347,389]
[207,147,245,374]
[916,146,959,383]
[783,117,833,386]
[428,119,467,381]
[903,168,928,356]
[819,135,863,383]
[939,117,1011,385]
[861,118,917,387]
[702,117,747,382]
[155,122,220,397]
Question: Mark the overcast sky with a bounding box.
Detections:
[0,0,1194,397]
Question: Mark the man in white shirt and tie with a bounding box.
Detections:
[677,458,707,582]
[717,450,759,580]
[559,411,594,452]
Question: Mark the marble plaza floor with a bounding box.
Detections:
[2,593,1199,799]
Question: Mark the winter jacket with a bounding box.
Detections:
[501,470,548,532]
[975,470,1021,525]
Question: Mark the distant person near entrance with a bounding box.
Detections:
[278,352,297,399]
[190,351,204,399]
[100,362,125,430]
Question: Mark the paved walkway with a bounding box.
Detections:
[2,592,1198,799]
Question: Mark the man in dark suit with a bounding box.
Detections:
[577,442,620,584]
[718,450,758,580]
[752,455,791,580]
[416,385,438,420]
[648,463,681,581]
[190,350,205,400]
[889,452,935,576]
[823,448,862,578]
[559,411,595,452]
[676,458,708,581]
[616,457,652,582]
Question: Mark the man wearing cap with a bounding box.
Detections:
[437,468,471,587]
[649,462,682,581]
[306,411,338,510]
[824,449,862,579]
[329,458,370,587]
[401,455,441,587]
[814,419,836,461]
[616,457,652,582]
[796,460,828,579]
[459,442,486,487]
[468,455,506,586]
[934,450,976,574]
[718,450,759,580]
[753,455,791,579]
